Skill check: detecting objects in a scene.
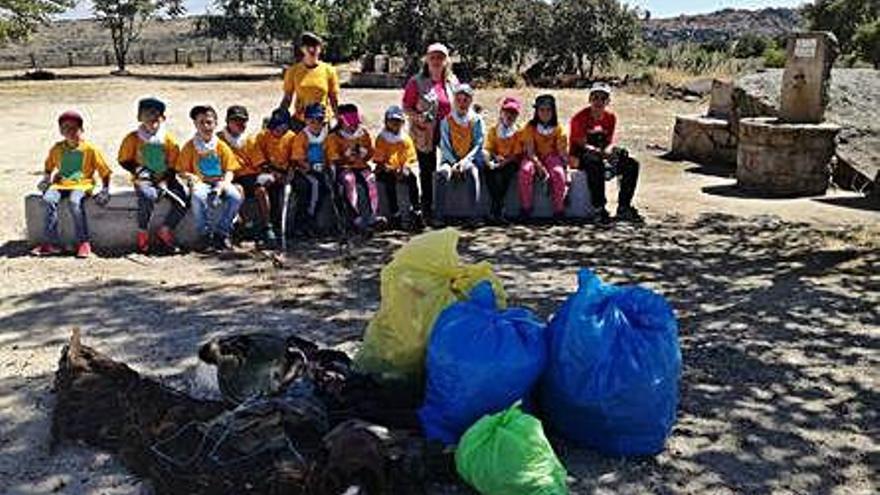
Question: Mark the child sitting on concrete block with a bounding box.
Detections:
[118,97,188,253]
[520,94,569,221]
[254,108,297,247]
[328,103,383,231]
[374,105,422,230]
[177,105,243,252]
[436,83,485,225]
[32,110,111,258]
[485,96,524,224]
[291,103,332,237]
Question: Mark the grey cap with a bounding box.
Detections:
[385,105,406,121]
[589,83,612,98]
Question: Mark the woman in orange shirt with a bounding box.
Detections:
[280,32,340,131]
[520,94,569,220]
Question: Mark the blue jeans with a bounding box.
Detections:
[43,188,88,243]
[135,178,189,230]
[191,182,243,238]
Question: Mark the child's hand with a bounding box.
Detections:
[37,176,51,192]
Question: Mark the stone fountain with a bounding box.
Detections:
[736,32,841,196]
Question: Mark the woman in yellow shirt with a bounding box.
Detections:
[32,111,111,258]
[374,105,421,229]
[520,94,569,220]
[280,32,340,131]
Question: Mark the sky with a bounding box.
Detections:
[61,0,808,20]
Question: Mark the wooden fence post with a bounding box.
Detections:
[174,48,180,65]
[206,46,212,64]
[139,49,145,65]
[67,52,74,67]
[103,51,111,66]
[29,53,37,69]
[238,46,244,63]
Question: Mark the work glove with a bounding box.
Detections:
[257,173,275,186]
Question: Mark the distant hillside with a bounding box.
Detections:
[644,8,804,46]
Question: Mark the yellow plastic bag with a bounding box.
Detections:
[355,228,506,382]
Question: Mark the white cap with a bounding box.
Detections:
[589,83,612,98]
[425,43,450,58]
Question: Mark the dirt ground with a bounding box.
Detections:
[0,65,877,495]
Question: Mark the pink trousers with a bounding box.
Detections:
[519,153,567,213]
[338,168,379,218]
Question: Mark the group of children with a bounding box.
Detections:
[33,83,637,257]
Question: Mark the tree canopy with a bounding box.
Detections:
[0,0,73,42]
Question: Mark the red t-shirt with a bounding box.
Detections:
[569,108,617,155]
[402,78,452,121]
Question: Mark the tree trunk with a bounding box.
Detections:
[588,59,595,80]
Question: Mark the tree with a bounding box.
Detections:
[547,0,640,78]
[322,0,371,62]
[0,0,73,43]
[203,0,329,49]
[93,0,185,73]
[804,0,879,54]
[733,34,769,58]
[853,18,880,68]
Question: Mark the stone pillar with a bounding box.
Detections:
[374,54,388,74]
[779,32,838,124]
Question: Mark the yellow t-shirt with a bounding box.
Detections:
[118,130,180,176]
[282,61,340,120]
[44,140,111,191]
[218,132,267,178]
[255,128,296,171]
[486,125,522,160]
[327,129,373,169]
[373,132,417,171]
[176,138,240,181]
[523,124,567,159]
[448,117,474,161]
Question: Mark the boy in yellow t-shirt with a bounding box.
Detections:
[177,105,243,251]
[254,108,297,244]
[374,105,421,229]
[290,103,331,237]
[118,97,187,253]
[32,111,111,258]
[280,32,340,129]
[485,96,524,224]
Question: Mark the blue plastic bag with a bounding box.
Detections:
[540,269,681,456]
[419,281,548,445]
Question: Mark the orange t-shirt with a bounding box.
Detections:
[373,131,417,170]
[486,125,522,160]
[176,138,240,181]
[255,128,296,171]
[218,131,267,177]
[327,128,373,169]
[523,124,567,158]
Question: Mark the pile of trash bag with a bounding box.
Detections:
[355,228,507,382]
[419,281,547,445]
[52,230,682,494]
[539,269,682,456]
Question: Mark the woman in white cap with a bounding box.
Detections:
[401,42,459,220]
[280,31,340,131]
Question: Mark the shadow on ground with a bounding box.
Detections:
[0,213,877,494]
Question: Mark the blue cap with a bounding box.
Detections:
[384,105,405,121]
[304,103,326,121]
[268,108,290,129]
[138,97,166,115]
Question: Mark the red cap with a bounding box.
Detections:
[58,110,84,128]
[500,96,522,114]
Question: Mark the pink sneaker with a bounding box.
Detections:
[31,243,63,257]
[75,242,92,258]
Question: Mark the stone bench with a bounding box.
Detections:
[25,171,594,250]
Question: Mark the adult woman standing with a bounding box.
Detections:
[401,43,458,220]
[280,32,340,130]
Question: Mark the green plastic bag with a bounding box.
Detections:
[456,403,568,495]
[355,228,506,382]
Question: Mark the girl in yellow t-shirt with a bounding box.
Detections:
[328,103,382,230]
[374,105,421,229]
[32,111,111,258]
[485,96,524,224]
[520,94,569,219]
[280,32,340,130]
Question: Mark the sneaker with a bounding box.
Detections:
[214,236,234,252]
[31,243,62,257]
[261,228,278,249]
[200,235,215,253]
[75,242,92,258]
[136,230,150,253]
[371,215,389,230]
[616,206,645,224]
[518,209,533,224]
[594,208,612,225]
[156,226,175,250]
[553,211,567,224]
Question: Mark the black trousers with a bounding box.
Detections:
[484,162,518,215]
[292,170,331,227]
[579,148,640,211]
[417,149,437,216]
[376,168,420,216]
